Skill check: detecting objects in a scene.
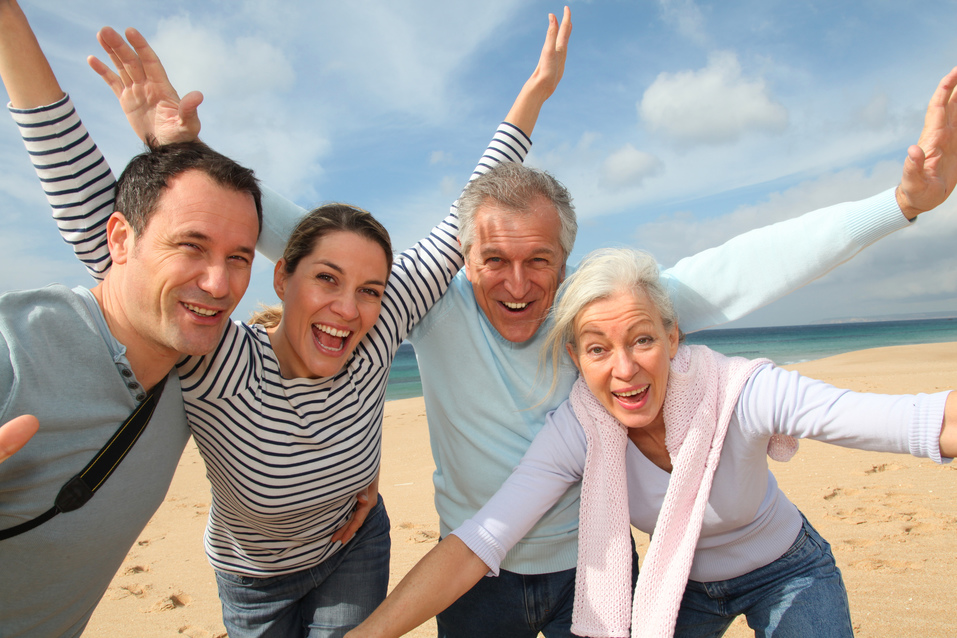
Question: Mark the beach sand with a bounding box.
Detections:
[84,342,957,637]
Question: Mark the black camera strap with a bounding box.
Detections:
[0,374,169,541]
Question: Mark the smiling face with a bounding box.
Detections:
[269,230,389,379]
[567,289,680,431]
[464,195,566,343]
[114,169,259,358]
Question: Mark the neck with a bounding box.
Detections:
[628,416,673,473]
[91,281,178,391]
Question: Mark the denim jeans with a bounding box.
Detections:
[673,515,854,638]
[437,538,641,638]
[214,495,391,638]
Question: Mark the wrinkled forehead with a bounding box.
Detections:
[470,199,564,257]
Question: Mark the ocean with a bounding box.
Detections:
[384,317,957,402]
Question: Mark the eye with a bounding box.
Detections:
[229,254,251,266]
[634,336,654,346]
[317,272,336,284]
[359,287,382,299]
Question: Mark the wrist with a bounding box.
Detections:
[895,185,921,220]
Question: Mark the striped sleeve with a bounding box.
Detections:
[9,95,116,280]
[368,121,532,364]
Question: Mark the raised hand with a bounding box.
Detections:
[88,26,203,145]
[0,414,39,464]
[896,65,957,219]
[505,6,573,136]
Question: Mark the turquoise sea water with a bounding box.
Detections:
[384,317,957,402]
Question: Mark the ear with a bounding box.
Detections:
[106,212,134,264]
[273,259,288,301]
[565,342,582,374]
[667,323,681,359]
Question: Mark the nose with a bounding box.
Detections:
[611,348,639,380]
[198,261,230,299]
[330,291,360,321]
[502,263,531,299]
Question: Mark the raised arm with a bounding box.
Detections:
[663,64,957,333]
[504,6,571,136]
[0,0,63,108]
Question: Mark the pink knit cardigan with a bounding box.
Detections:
[569,344,797,637]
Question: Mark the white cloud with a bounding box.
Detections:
[150,16,295,99]
[657,0,708,46]
[599,144,663,190]
[639,51,788,146]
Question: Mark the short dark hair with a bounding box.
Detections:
[114,140,263,236]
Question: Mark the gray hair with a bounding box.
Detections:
[457,163,577,262]
[541,247,682,395]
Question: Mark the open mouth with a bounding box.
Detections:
[612,384,649,408]
[312,323,352,354]
[183,302,221,318]
[500,301,530,313]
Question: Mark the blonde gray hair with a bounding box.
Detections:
[541,247,681,396]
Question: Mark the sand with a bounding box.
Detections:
[83,342,957,637]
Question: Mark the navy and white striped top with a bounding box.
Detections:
[10,95,531,576]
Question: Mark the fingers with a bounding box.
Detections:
[179,90,204,130]
[557,6,572,51]
[330,500,366,545]
[96,26,137,86]
[87,55,124,98]
[0,414,39,463]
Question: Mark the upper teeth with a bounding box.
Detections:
[315,324,350,338]
[614,385,648,397]
[503,302,529,310]
[185,303,217,317]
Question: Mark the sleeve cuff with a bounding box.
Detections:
[451,520,508,577]
[843,187,913,248]
[909,391,952,464]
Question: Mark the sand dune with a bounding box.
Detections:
[84,342,957,637]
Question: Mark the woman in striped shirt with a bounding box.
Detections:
[5,6,571,637]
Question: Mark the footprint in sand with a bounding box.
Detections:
[823,487,860,501]
[125,564,150,575]
[395,522,439,544]
[150,592,191,613]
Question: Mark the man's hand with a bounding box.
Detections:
[330,475,380,545]
[88,26,202,146]
[0,414,39,464]
[896,65,957,219]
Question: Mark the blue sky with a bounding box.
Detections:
[2,0,956,328]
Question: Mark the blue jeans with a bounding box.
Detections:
[437,538,641,638]
[673,515,854,638]
[214,495,391,638]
